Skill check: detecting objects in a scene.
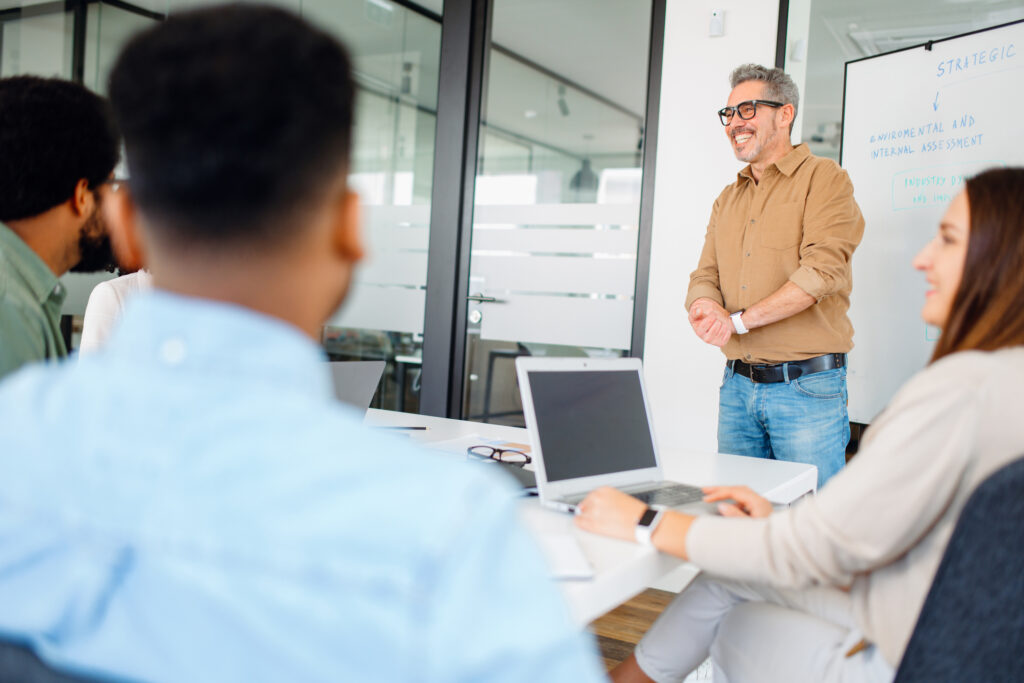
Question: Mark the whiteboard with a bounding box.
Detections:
[841,19,1024,423]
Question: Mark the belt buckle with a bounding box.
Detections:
[750,364,769,383]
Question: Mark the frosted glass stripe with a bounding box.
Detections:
[471,254,636,295]
[362,204,431,226]
[473,202,639,227]
[479,295,633,350]
[364,224,430,252]
[356,250,428,288]
[329,283,425,334]
[360,206,429,292]
[471,227,638,255]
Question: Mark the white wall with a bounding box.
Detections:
[643,1,780,463]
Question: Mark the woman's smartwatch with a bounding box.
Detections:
[635,506,666,545]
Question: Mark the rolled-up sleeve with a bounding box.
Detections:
[788,167,864,301]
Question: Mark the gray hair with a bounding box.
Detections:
[729,64,799,133]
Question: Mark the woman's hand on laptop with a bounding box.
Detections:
[702,486,773,518]
[573,487,646,542]
[576,487,697,560]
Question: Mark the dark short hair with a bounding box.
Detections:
[932,167,1024,362]
[0,76,119,222]
[107,4,355,248]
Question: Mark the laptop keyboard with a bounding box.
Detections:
[628,483,704,507]
[561,483,705,508]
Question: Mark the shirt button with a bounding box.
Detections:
[52,283,63,296]
[745,354,752,360]
[746,252,751,257]
[160,338,187,365]
[741,285,747,290]
[750,219,756,224]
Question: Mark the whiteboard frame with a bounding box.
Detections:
[840,18,1024,167]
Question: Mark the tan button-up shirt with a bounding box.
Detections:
[686,144,864,363]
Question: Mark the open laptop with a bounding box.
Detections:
[327,360,386,415]
[516,356,708,514]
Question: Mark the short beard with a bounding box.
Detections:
[734,126,779,164]
[70,207,118,273]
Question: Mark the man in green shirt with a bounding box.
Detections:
[0,76,120,380]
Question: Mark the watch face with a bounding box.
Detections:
[638,508,658,527]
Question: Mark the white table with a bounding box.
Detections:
[365,408,817,625]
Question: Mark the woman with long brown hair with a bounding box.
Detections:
[576,167,1024,683]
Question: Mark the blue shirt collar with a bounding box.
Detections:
[106,289,333,400]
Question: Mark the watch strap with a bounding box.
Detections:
[635,506,665,545]
[730,310,749,335]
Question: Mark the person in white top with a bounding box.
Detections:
[575,167,1024,683]
[79,269,152,353]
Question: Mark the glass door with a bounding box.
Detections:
[305,0,443,413]
[461,0,653,425]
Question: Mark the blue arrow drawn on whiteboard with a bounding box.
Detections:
[933,92,939,111]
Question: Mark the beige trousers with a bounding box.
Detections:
[634,575,895,683]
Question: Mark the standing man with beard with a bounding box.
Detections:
[687,64,864,487]
[0,76,119,380]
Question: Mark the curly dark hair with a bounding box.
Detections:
[0,76,119,222]
[107,4,355,248]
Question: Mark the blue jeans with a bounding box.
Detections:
[718,363,849,489]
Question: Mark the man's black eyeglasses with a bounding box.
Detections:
[718,100,784,126]
[467,445,532,468]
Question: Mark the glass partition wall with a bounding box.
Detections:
[463,0,653,424]
[0,2,75,79]
[306,1,441,413]
[1,0,662,421]
[1,0,443,413]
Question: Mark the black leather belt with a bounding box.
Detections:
[728,353,845,384]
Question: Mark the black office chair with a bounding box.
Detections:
[0,639,103,683]
[894,456,1024,682]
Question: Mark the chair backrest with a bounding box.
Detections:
[0,639,102,682]
[894,456,1024,682]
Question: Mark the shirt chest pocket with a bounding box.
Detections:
[757,201,804,250]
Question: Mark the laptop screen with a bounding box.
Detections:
[528,369,657,482]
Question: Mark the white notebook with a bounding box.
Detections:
[535,532,594,580]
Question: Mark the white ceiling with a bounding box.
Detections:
[490,0,650,118]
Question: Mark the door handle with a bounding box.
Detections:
[466,294,500,303]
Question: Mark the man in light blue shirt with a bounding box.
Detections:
[0,6,605,682]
